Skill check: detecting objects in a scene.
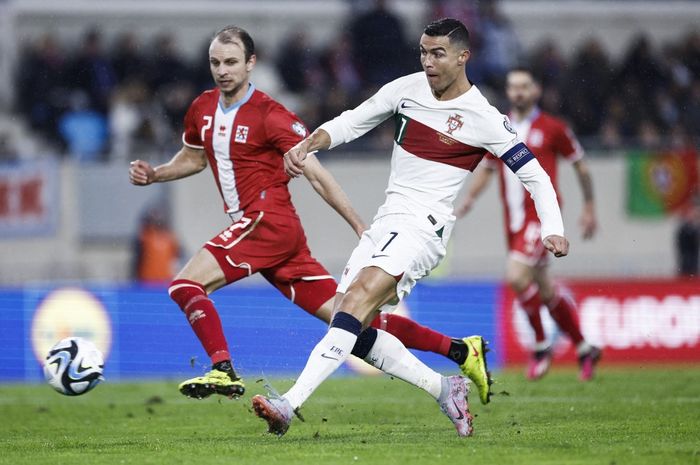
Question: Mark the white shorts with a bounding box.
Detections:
[337,212,450,312]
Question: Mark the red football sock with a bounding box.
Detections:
[168,279,230,364]
[546,288,584,345]
[516,283,546,344]
[370,313,452,356]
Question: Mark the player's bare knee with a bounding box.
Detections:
[538,282,556,303]
[533,270,555,302]
[339,285,374,318]
[341,285,382,318]
[505,270,532,293]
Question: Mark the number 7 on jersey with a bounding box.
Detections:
[381,232,399,251]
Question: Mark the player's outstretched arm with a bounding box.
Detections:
[455,164,495,218]
[572,159,597,240]
[285,79,400,179]
[302,153,367,237]
[503,144,568,257]
[284,129,331,178]
[129,146,207,185]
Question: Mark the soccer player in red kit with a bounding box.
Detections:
[456,67,601,381]
[129,26,490,399]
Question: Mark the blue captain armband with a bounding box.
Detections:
[501,142,535,173]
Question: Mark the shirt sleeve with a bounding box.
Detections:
[475,111,521,158]
[556,122,584,163]
[318,77,403,149]
[182,101,205,149]
[483,110,564,239]
[266,104,308,154]
[514,158,565,239]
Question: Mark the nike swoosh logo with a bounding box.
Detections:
[321,353,339,361]
[452,400,465,420]
[400,101,414,109]
[468,341,480,359]
[371,253,389,258]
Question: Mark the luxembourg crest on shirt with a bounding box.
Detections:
[235,125,249,143]
[446,114,463,135]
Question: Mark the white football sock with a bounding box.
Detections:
[576,341,592,356]
[283,327,358,410]
[363,329,443,400]
[534,340,550,352]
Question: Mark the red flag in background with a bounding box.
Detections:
[627,148,699,217]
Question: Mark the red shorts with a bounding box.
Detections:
[507,220,549,267]
[204,209,336,314]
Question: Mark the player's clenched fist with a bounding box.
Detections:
[543,235,569,257]
[129,160,156,185]
[283,138,311,178]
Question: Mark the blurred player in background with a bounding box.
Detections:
[252,18,568,438]
[129,26,486,401]
[455,67,601,381]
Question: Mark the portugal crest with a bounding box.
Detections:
[446,114,463,135]
[291,121,307,137]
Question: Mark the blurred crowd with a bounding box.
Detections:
[5,0,700,162]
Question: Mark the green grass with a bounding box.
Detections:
[1,367,699,465]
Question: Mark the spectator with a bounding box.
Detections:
[637,119,662,150]
[148,32,191,91]
[676,197,700,277]
[530,39,567,89]
[15,34,69,143]
[67,29,117,114]
[276,32,318,94]
[58,92,108,161]
[478,0,522,88]
[9,22,700,159]
[682,81,700,139]
[318,33,363,121]
[599,118,623,151]
[621,35,666,85]
[109,80,162,161]
[349,0,413,86]
[681,31,700,79]
[132,207,181,284]
[563,38,615,138]
[112,32,148,83]
[145,33,195,139]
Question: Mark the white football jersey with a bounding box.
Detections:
[319,71,564,239]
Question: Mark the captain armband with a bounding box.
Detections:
[500,142,535,173]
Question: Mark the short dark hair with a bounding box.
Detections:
[212,25,255,62]
[507,66,538,82]
[424,18,470,49]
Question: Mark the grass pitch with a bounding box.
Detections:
[1,366,698,465]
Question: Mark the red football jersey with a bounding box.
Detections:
[182,84,308,217]
[486,108,583,235]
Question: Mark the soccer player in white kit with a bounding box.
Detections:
[252,18,569,438]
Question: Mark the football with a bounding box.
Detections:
[43,337,105,396]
